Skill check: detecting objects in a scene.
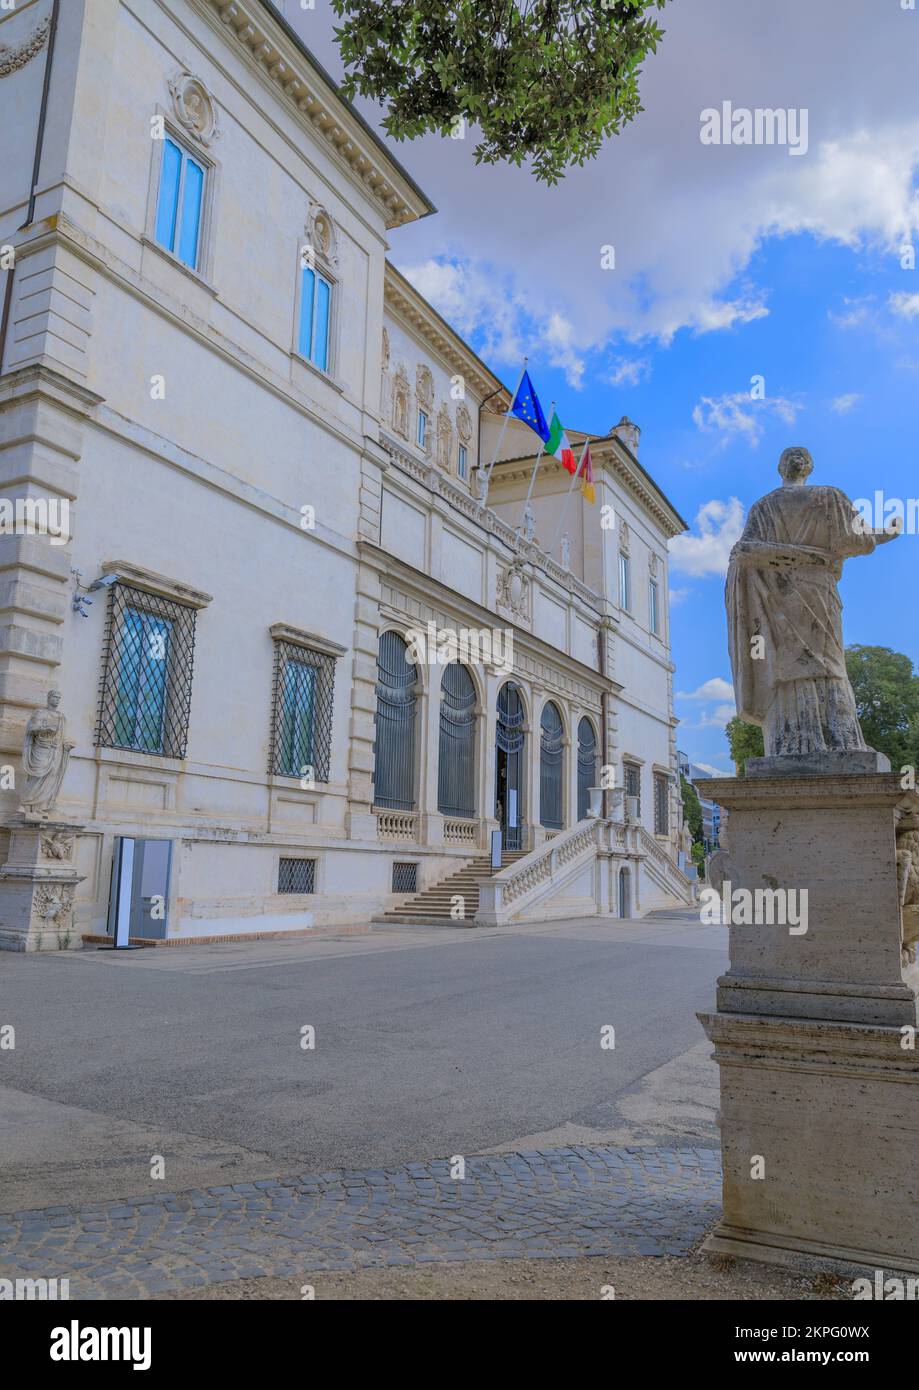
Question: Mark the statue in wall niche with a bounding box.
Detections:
[897,812,919,967]
[20,690,74,820]
[726,446,901,757]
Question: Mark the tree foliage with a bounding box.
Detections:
[724,645,919,774]
[680,774,703,843]
[845,645,919,770]
[329,0,672,184]
[725,715,763,776]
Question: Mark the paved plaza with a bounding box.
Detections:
[0,1145,721,1299]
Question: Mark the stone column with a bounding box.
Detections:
[698,765,919,1274]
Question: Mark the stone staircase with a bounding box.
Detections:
[375,850,529,925]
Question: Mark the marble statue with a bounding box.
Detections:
[726,447,900,757]
[897,812,919,966]
[20,690,74,819]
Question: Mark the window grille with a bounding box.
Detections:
[278,858,316,894]
[373,632,417,810]
[392,861,417,894]
[577,717,598,821]
[269,640,336,782]
[438,662,476,818]
[539,701,564,830]
[624,762,641,815]
[96,582,197,758]
[654,773,670,835]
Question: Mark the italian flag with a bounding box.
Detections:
[544,411,577,475]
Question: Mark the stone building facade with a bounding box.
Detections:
[0,0,690,947]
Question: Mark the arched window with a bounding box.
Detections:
[496,681,526,850]
[577,717,598,820]
[438,663,476,818]
[539,701,564,830]
[373,632,417,810]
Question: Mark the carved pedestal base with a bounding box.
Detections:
[698,770,919,1274]
[0,818,86,951]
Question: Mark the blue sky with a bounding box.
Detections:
[281,0,919,773]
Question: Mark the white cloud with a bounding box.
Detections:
[669,497,745,577]
[828,296,876,329]
[607,356,652,387]
[677,677,735,702]
[830,392,862,414]
[889,291,919,320]
[699,703,737,729]
[692,393,801,446]
[694,761,732,777]
[691,295,769,334]
[669,585,692,607]
[288,2,919,376]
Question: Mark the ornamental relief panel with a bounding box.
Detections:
[168,70,220,145]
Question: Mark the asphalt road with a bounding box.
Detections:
[0,913,726,1211]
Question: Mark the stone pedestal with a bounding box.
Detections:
[0,818,86,951]
[698,770,919,1274]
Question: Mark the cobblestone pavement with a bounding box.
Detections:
[0,1146,722,1299]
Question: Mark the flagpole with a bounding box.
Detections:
[515,400,554,541]
[476,357,528,513]
[549,437,590,556]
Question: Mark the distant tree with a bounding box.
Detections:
[726,716,763,776]
[680,774,703,843]
[330,0,672,184]
[845,645,919,771]
[690,839,705,878]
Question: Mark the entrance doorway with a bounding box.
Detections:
[496,681,525,851]
[618,865,631,919]
[107,838,173,942]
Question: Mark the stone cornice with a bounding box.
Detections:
[0,363,105,417]
[199,0,434,229]
[101,560,214,609]
[384,263,507,403]
[269,622,346,658]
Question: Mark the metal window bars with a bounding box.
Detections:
[269,639,336,783]
[96,582,197,759]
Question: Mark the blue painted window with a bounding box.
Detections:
[298,265,332,372]
[417,410,427,448]
[278,659,316,778]
[114,607,173,752]
[649,578,660,634]
[155,137,205,270]
[458,444,467,478]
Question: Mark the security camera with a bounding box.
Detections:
[87,574,120,592]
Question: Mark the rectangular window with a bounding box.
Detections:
[619,552,631,611]
[97,584,197,758]
[624,762,641,815]
[649,578,660,634]
[155,137,206,270]
[654,773,670,835]
[298,265,332,372]
[458,443,467,478]
[269,639,336,782]
[417,410,427,449]
[278,858,316,894]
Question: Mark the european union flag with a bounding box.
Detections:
[509,370,550,443]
